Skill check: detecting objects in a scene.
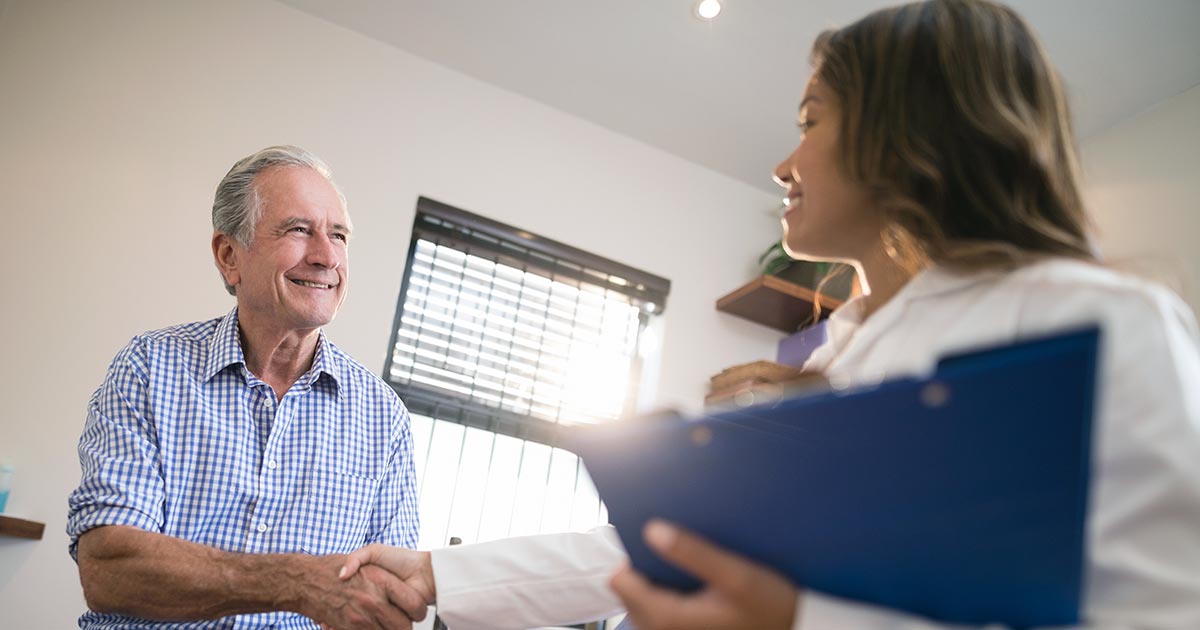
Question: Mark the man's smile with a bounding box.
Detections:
[289,278,337,289]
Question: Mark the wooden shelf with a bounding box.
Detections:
[0,514,46,540]
[716,275,843,333]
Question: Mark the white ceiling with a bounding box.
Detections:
[277,0,1200,194]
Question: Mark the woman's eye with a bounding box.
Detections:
[798,120,815,133]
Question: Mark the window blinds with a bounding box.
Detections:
[384,198,670,447]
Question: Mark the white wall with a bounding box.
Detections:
[0,0,784,626]
[1081,84,1200,312]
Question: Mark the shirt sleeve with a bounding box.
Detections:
[431,526,627,630]
[66,337,167,561]
[366,400,420,549]
[798,281,1200,629]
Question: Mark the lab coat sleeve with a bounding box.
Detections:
[431,526,627,630]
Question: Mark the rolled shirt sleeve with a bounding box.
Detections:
[67,338,166,560]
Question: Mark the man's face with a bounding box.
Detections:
[220,166,351,334]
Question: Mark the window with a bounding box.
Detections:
[385,197,670,547]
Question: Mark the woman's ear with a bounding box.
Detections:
[212,232,241,290]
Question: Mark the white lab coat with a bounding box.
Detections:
[431,258,1200,630]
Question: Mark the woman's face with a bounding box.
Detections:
[773,76,879,263]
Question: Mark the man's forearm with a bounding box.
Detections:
[76,525,325,621]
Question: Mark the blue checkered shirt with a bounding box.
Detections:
[67,308,420,630]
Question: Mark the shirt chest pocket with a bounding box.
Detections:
[299,468,380,555]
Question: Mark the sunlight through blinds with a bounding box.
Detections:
[385,198,670,447]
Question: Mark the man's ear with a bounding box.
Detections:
[212,232,241,289]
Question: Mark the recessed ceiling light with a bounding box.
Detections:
[695,0,722,20]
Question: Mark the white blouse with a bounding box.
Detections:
[432,259,1200,630]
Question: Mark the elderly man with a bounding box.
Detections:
[67,146,424,630]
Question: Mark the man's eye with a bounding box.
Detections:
[332,233,348,242]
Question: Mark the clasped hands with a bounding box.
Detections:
[305,545,433,630]
[327,519,798,630]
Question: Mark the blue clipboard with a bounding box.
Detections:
[567,327,1099,628]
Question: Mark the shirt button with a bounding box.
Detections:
[267,459,278,470]
[256,522,269,533]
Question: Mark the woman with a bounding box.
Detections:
[342,1,1200,628]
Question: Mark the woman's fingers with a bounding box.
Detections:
[641,520,755,596]
[611,520,801,629]
[610,563,689,628]
[380,570,429,622]
[338,543,387,580]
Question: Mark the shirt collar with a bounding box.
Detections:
[894,264,1005,305]
[823,294,869,354]
[838,263,1004,324]
[202,307,344,396]
[806,264,1003,372]
[203,307,246,383]
[307,328,344,395]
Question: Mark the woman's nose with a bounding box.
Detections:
[772,160,792,188]
[774,147,801,187]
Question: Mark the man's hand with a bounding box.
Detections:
[609,520,799,630]
[337,544,437,606]
[287,553,428,630]
[74,526,426,629]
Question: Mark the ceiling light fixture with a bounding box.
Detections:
[695,0,722,20]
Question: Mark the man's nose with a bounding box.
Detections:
[306,234,341,269]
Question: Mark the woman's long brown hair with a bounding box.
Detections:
[812,0,1097,274]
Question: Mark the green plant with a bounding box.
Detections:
[758,241,830,278]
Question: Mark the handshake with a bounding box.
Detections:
[306,520,801,630]
[306,545,435,630]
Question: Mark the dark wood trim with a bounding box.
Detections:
[716,275,843,333]
[0,514,45,540]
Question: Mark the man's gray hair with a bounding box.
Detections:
[212,145,348,295]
